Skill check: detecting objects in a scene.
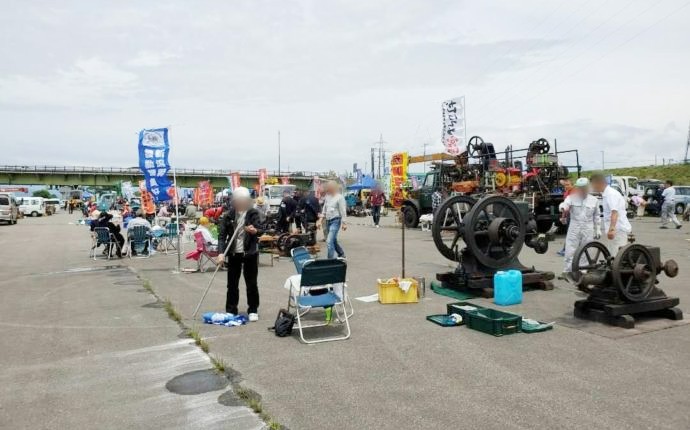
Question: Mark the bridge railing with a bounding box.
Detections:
[0,165,332,178]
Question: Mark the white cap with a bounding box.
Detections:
[575,177,589,188]
[233,186,251,200]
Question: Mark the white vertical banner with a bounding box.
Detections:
[441,96,465,156]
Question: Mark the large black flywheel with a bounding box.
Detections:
[612,244,656,302]
[463,196,525,268]
[431,195,476,261]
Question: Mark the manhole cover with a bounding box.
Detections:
[166,369,228,395]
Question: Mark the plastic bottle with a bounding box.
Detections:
[494,270,523,306]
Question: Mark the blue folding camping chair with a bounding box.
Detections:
[90,227,120,260]
[287,259,351,344]
[127,225,152,258]
[290,246,313,274]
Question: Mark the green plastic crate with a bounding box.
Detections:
[446,302,486,320]
[465,308,522,337]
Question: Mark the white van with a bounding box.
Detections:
[44,198,61,213]
[0,193,19,224]
[18,197,46,217]
[610,176,640,198]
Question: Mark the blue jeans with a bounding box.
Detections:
[326,218,345,259]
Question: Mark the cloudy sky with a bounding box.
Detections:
[1,0,688,174]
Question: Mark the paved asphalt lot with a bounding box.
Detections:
[2,211,690,429]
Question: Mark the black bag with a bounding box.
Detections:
[269,309,296,337]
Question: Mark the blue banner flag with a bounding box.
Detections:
[138,128,173,202]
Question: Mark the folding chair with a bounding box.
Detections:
[287,259,351,344]
[162,223,180,254]
[290,246,313,274]
[90,227,120,260]
[127,225,152,258]
[190,230,219,272]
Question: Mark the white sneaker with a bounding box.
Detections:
[248,313,259,322]
[375,225,380,229]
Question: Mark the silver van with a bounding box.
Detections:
[0,193,19,224]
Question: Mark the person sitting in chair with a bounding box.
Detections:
[127,210,152,255]
[91,210,125,258]
[196,216,218,250]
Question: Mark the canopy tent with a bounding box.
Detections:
[347,175,376,191]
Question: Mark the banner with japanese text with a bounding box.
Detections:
[138,180,156,214]
[441,97,465,156]
[230,173,241,190]
[390,152,408,208]
[138,128,173,202]
[197,180,213,206]
[258,168,267,189]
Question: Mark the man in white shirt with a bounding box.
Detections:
[590,174,631,256]
[558,177,600,282]
[660,180,682,229]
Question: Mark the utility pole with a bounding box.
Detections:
[278,130,281,176]
[376,133,386,180]
[370,148,375,178]
[422,140,431,174]
[685,120,690,163]
[600,151,605,171]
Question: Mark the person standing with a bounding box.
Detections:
[660,180,682,229]
[369,184,385,228]
[292,190,303,232]
[217,187,262,321]
[558,178,600,282]
[277,190,296,233]
[321,181,347,259]
[590,174,632,256]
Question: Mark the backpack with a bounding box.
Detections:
[269,309,296,337]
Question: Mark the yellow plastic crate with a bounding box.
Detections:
[378,278,418,304]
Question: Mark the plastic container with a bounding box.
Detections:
[494,269,523,306]
[446,302,487,320]
[465,308,522,336]
[378,278,418,304]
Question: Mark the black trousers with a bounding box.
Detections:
[371,205,381,225]
[225,253,259,314]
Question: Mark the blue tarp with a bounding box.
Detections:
[347,175,376,191]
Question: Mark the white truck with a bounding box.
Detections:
[610,176,641,198]
[263,184,296,215]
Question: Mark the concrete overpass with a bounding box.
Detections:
[0,165,328,190]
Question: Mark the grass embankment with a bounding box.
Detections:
[578,164,690,185]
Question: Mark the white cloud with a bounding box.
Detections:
[0,0,688,173]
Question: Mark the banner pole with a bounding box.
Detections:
[173,166,181,273]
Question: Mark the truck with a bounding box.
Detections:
[610,176,641,198]
[262,184,296,216]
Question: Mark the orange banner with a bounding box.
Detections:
[139,180,156,214]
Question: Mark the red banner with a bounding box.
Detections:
[258,168,267,189]
[196,180,213,206]
[230,173,241,190]
[0,187,28,193]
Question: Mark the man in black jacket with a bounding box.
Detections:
[277,190,297,233]
[217,187,263,321]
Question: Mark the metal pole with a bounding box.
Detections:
[600,151,605,171]
[400,209,405,278]
[173,167,181,273]
[278,131,281,177]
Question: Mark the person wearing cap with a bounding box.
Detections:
[590,173,632,256]
[216,186,263,321]
[558,177,600,282]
